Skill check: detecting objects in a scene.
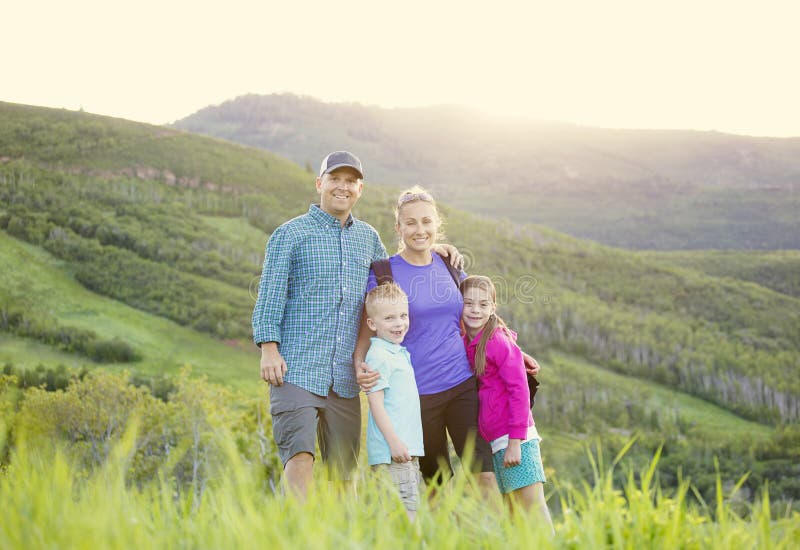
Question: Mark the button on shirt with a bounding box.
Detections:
[252,204,387,398]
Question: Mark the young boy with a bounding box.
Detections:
[363,283,424,520]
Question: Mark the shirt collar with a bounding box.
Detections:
[463,329,484,349]
[370,336,405,355]
[308,204,355,228]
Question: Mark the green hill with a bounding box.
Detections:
[173,94,800,250]
[639,249,800,299]
[1,100,798,502]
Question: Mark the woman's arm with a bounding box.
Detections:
[522,352,541,376]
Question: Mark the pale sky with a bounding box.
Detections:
[4,0,799,137]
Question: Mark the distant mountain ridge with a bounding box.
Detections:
[174,94,800,250]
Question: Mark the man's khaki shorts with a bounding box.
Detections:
[269,382,361,476]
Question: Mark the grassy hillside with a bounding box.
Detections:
[0,231,258,395]
[174,94,800,250]
[639,249,800,298]
[1,101,798,502]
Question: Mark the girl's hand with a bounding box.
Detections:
[356,362,381,391]
[503,440,522,468]
[523,352,540,376]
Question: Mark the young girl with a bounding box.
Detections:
[461,275,554,528]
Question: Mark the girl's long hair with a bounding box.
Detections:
[460,275,510,377]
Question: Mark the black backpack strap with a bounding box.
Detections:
[527,373,540,408]
[435,251,462,287]
[370,258,394,285]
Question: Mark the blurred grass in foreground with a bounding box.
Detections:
[1,423,797,549]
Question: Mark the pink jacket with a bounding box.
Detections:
[463,328,533,442]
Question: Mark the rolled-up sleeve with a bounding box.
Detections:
[252,225,292,346]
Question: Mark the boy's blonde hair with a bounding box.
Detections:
[394,185,446,252]
[365,282,408,318]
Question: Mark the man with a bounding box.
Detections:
[252,151,386,498]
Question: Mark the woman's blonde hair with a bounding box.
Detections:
[394,185,446,252]
[460,275,511,377]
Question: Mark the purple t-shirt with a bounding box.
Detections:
[367,253,472,395]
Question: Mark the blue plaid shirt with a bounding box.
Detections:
[252,204,387,398]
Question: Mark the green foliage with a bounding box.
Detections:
[10,369,279,491]
[641,249,800,299]
[0,300,140,363]
[2,363,87,391]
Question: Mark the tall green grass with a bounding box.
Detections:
[1,425,796,549]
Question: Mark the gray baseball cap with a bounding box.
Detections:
[319,151,364,179]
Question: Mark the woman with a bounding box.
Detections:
[354,187,539,492]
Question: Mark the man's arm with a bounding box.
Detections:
[252,226,292,380]
[354,306,381,390]
[367,390,411,463]
[252,226,292,345]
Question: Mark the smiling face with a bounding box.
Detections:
[315,166,363,222]
[396,200,439,256]
[366,297,410,345]
[461,284,496,338]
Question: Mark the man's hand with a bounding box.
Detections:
[503,439,522,468]
[522,352,540,376]
[356,362,381,391]
[260,342,288,386]
[389,438,412,463]
[432,243,464,270]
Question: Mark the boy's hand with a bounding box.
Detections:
[523,352,540,376]
[389,438,412,463]
[356,362,381,392]
[260,343,288,386]
[503,439,522,468]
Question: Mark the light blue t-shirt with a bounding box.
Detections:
[366,337,425,465]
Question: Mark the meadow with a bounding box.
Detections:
[1,369,798,549]
[2,433,797,548]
